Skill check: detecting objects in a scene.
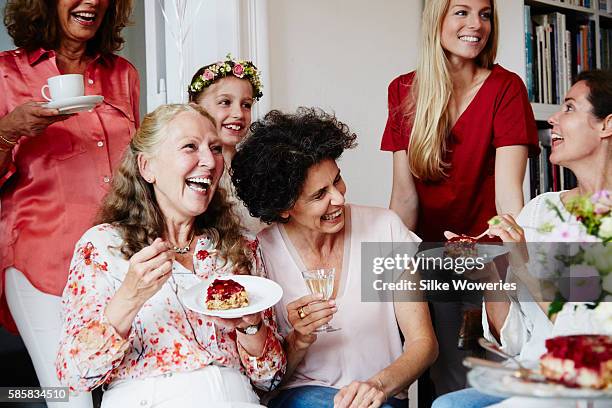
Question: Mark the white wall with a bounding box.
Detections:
[119,0,147,118]
[0,0,13,50]
[496,0,526,81]
[266,0,423,208]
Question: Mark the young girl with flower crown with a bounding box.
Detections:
[188,55,266,234]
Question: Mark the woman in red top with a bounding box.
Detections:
[380,0,538,397]
[0,1,138,407]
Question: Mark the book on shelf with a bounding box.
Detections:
[528,129,578,199]
[603,27,612,69]
[525,5,535,101]
[525,7,597,104]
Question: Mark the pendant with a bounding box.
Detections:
[173,245,190,254]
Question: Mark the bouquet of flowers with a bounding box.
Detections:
[538,190,611,318]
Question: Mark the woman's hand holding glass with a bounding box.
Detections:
[287,293,337,350]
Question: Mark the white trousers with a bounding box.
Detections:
[5,267,93,408]
[102,366,262,408]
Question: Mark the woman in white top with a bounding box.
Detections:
[231,108,438,408]
[433,70,612,408]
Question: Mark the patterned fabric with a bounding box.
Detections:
[56,224,286,392]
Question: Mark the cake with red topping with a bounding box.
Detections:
[206,278,249,310]
[444,235,478,258]
[540,335,612,389]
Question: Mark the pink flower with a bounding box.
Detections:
[203,69,215,81]
[591,190,611,215]
[232,64,245,78]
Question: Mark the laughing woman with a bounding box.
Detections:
[232,108,438,408]
[56,104,285,407]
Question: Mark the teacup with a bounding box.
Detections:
[41,74,84,102]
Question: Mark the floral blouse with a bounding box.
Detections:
[56,224,286,392]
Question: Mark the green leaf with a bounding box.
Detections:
[548,298,565,317]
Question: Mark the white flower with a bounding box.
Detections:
[599,216,612,240]
[594,301,612,335]
[583,244,612,275]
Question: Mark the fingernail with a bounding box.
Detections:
[328,300,336,306]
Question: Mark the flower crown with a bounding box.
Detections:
[189,54,263,100]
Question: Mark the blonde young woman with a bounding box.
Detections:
[380,0,539,396]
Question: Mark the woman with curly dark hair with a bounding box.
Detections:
[232,108,438,408]
[56,104,285,407]
[0,1,139,406]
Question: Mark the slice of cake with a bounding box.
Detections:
[206,278,249,310]
[540,335,612,389]
[444,235,478,258]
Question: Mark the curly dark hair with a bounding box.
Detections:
[4,0,133,55]
[231,108,358,224]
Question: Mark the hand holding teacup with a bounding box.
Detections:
[0,74,83,142]
[0,101,73,141]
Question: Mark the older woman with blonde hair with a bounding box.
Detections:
[56,104,285,408]
[380,0,540,396]
[0,1,139,406]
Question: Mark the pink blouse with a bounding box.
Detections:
[0,47,139,330]
[56,224,286,392]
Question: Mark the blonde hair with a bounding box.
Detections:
[407,0,498,181]
[97,103,252,273]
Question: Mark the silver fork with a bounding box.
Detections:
[478,338,537,380]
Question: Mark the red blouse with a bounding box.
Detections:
[381,64,539,241]
[0,48,140,329]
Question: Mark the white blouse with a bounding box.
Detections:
[482,191,610,362]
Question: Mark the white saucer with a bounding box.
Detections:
[43,95,104,114]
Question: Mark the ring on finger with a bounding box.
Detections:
[298,306,307,319]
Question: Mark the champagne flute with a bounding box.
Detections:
[301,268,340,333]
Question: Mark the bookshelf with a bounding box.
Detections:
[523,0,612,121]
[520,0,611,199]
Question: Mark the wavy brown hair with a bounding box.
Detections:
[4,0,133,55]
[96,104,252,273]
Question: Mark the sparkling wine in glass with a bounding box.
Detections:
[301,268,340,333]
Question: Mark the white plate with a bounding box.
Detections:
[417,243,509,263]
[43,95,104,113]
[181,275,283,318]
[468,365,612,400]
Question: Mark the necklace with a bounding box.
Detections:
[170,230,196,254]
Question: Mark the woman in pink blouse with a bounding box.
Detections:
[0,1,138,407]
[232,108,438,408]
[56,104,286,407]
